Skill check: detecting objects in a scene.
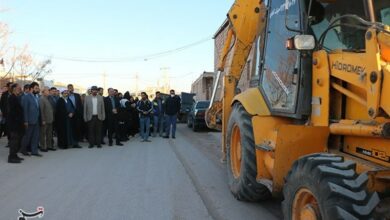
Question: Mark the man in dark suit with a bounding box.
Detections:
[104,88,123,146]
[7,83,25,163]
[48,87,58,147]
[48,87,58,114]
[21,82,42,157]
[67,84,83,147]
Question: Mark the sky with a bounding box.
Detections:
[0,0,234,93]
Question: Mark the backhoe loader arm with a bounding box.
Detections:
[206,0,267,130]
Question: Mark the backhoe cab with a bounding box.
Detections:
[208,0,390,219]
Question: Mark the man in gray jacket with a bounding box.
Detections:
[21,82,42,157]
[84,86,105,148]
[39,87,54,152]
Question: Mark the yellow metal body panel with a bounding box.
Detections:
[252,117,291,186]
[344,84,369,120]
[311,50,330,126]
[252,116,329,195]
[252,117,291,150]
[344,136,390,167]
[232,88,270,116]
[273,125,329,195]
[326,29,383,119]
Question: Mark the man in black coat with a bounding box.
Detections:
[0,82,13,142]
[67,84,83,146]
[163,89,181,139]
[7,83,25,163]
[104,88,123,146]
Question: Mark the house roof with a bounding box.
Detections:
[192,71,215,85]
[213,19,229,39]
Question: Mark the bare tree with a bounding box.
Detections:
[0,19,52,83]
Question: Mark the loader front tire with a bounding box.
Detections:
[226,103,271,202]
[283,153,380,220]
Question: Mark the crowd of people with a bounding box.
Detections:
[0,82,182,163]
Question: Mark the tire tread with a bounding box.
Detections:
[226,104,271,202]
[282,153,379,219]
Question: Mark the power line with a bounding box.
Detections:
[30,36,213,63]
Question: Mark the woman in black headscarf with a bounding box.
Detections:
[118,92,132,141]
[128,95,139,137]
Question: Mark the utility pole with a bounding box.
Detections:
[160,67,170,93]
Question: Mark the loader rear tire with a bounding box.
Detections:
[282,153,380,220]
[226,103,271,202]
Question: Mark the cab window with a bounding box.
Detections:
[260,0,300,112]
[374,0,390,25]
[310,0,367,51]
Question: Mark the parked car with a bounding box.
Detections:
[187,100,210,131]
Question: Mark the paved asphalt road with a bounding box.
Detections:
[0,124,282,220]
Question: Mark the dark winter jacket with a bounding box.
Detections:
[6,94,25,134]
[137,99,153,117]
[164,95,181,116]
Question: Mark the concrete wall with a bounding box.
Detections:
[191,72,214,101]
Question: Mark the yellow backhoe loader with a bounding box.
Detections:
[206,0,390,219]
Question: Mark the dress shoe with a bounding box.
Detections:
[101,141,106,145]
[48,148,57,151]
[21,152,31,156]
[8,157,21,163]
[73,145,82,149]
[172,136,176,139]
[41,149,48,152]
[31,153,43,157]
[97,145,102,148]
[109,143,113,147]
[116,143,123,146]
[163,136,169,139]
[88,145,94,148]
